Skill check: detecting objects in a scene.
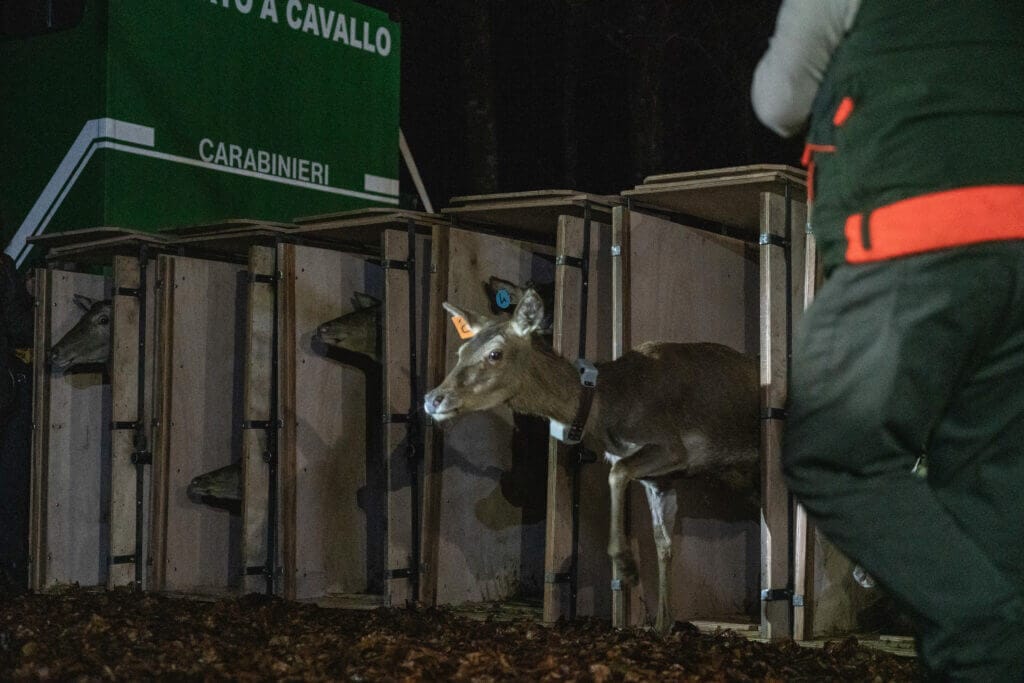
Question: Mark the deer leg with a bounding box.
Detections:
[642,480,678,635]
[607,445,677,587]
[607,455,638,584]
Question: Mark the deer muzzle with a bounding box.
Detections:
[423,387,459,421]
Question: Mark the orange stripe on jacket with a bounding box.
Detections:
[844,185,1024,263]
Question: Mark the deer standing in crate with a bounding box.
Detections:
[424,289,759,634]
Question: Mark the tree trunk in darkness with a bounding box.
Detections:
[457,1,499,195]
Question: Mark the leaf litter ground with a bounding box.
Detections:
[0,588,922,681]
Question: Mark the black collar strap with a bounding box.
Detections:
[551,359,598,445]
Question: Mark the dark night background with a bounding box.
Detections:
[362,0,802,208]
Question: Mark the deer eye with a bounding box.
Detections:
[98,315,110,325]
[487,349,503,362]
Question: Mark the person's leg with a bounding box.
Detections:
[784,242,1024,680]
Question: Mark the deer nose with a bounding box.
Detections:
[424,391,445,415]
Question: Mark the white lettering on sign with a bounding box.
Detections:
[198,138,331,187]
[206,0,393,58]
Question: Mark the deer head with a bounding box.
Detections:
[424,288,551,422]
[49,294,113,372]
[314,292,382,362]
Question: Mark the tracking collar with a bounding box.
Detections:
[549,359,598,445]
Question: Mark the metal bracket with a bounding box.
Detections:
[116,286,141,298]
[244,566,268,577]
[761,588,793,602]
[555,254,585,269]
[111,421,140,431]
[110,554,136,565]
[249,272,279,285]
[544,572,572,584]
[610,579,624,591]
[386,568,415,580]
[131,451,152,465]
[760,407,788,421]
[759,233,788,248]
[242,419,282,430]
[610,245,622,257]
[380,259,411,271]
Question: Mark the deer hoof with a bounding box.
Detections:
[611,552,639,585]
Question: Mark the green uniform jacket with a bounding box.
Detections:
[805,1,1024,271]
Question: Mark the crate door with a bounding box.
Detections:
[30,269,111,590]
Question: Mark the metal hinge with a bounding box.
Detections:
[759,233,788,248]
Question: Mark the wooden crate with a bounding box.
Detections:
[150,252,247,595]
[27,229,167,591]
[620,165,807,638]
[227,211,440,606]
[426,193,616,612]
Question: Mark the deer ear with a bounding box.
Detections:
[442,301,490,334]
[351,292,382,310]
[73,294,96,312]
[511,289,544,336]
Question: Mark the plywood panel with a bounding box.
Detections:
[31,269,111,589]
[433,228,552,605]
[279,243,382,600]
[624,210,760,627]
[153,255,243,594]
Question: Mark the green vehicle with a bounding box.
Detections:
[1,0,401,267]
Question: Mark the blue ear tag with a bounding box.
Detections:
[495,288,512,310]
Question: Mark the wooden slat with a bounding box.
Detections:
[381,229,424,605]
[241,245,276,594]
[278,244,299,600]
[543,215,614,624]
[45,235,170,266]
[609,206,631,628]
[418,225,450,606]
[27,227,157,252]
[28,268,52,591]
[108,255,156,588]
[787,202,811,641]
[641,164,806,187]
[759,192,792,640]
[150,256,175,591]
[159,219,296,237]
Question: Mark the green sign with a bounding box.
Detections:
[1,0,400,266]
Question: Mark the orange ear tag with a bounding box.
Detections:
[451,315,475,340]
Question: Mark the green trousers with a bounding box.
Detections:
[784,241,1024,681]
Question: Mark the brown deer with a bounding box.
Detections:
[424,289,759,633]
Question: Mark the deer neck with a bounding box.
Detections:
[507,341,590,428]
